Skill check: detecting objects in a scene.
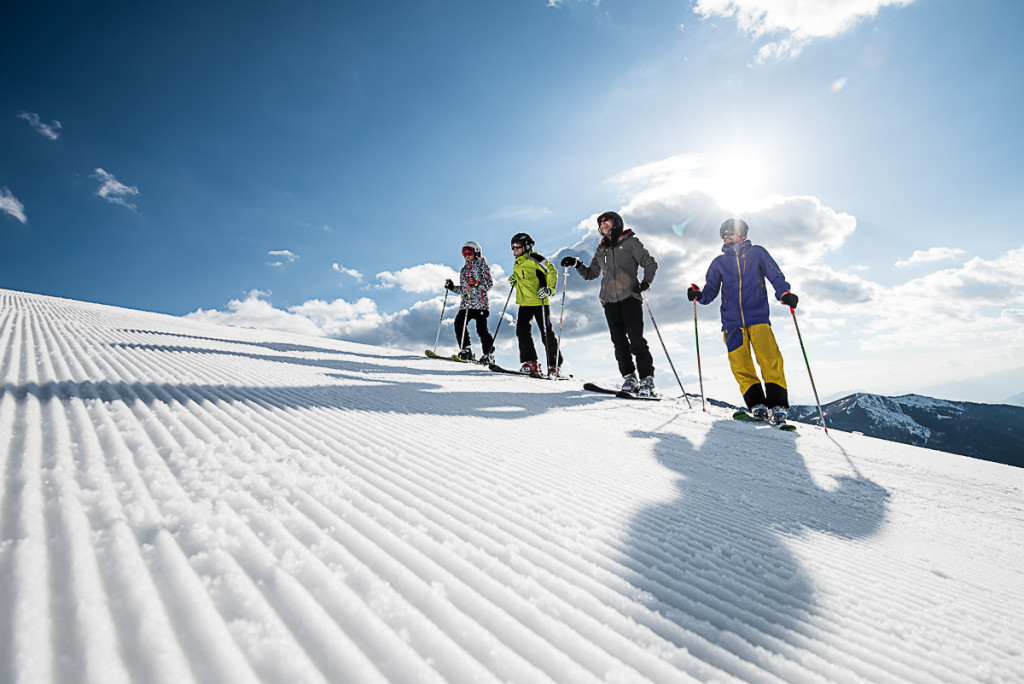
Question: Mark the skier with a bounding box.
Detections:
[560,211,659,396]
[444,240,495,363]
[509,232,563,376]
[688,218,799,424]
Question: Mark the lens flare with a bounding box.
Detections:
[830,76,848,94]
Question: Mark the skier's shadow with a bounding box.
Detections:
[620,419,890,678]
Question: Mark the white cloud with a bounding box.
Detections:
[894,247,966,267]
[17,111,62,140]
[375,263,458,294]
[268,250,298,267]
[186,290,325,337]
[1,187,27,224]
[332,263,364,281]
[693,0,915,61]
[93,168,140,211]
[184,289,451,349]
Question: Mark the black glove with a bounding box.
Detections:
[560,256,579,268]
[637,281,650,293]
[781,291,798,308]
[444,279,455,292]
[687,284,701,302]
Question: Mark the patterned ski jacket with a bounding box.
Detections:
[697,240,791,330]
[512,251,557,306]
[452,257,493,310]
[573,230,658,305]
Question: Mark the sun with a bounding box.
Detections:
[700,149,773,214]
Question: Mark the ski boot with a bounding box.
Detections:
[750,404,769,421]
[637,376,656,397]
[620,372,639,393]
[769,407,789,426]
[520,360,540,374]
[480,353,495,365]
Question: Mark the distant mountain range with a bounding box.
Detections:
[788,393,1024,468]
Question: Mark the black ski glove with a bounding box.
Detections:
[637,281,651,293]
[781,291,798,308]
[444,279,455,292]
[687,284,701,301]
[560,256,580,268]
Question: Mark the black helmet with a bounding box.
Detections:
[596,211,624,232]
[510,232,534,252]
[597,211,625,245]
[719,218,749,241]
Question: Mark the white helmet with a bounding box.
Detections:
[462,241,482,257]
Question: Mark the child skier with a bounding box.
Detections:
[509,232,563,376]
[444,240,495,363]
[688,218,799,424]
[560,210,659,396]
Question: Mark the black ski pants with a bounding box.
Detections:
[454,308,494,355]
[603,296,654,378]
[516,304,563,369]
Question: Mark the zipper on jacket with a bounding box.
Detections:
[733,246,746,328]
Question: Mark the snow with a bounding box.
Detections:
[1,287,1023,684]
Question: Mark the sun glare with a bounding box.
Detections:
[701,150,772,213]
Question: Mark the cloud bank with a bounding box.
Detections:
[186,151,1024,400]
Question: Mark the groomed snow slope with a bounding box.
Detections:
[1,288,1022,684]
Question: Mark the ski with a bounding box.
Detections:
[488,364,573,380]
[583,383,662,401]
[425,349,460,361]
[488,363,545,379]
[732,410,796,431]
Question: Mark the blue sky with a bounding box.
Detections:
[3,0,1024,405]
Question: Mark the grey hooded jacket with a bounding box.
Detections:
[573,230,658,305]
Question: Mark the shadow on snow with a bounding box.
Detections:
[618,417,890,679]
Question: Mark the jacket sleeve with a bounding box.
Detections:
[576,251,602,282]
[699,258,722,305]
[633,239,658,285]
[760,248,791,300]
[478,261,493,293]
[543,259,558,289]
[529,253,556,289]
[452,266,466,295]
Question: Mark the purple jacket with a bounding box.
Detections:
[698,240,791,330]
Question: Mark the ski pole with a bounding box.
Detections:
[540,289,553,375]
[490,284,515,350]
[693,300,706,412]
[790,306,828,434]
[643,295,692,408]
[553,267,569,376]
[433,288,450,353]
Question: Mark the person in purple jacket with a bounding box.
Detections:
[687,218,799,424]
